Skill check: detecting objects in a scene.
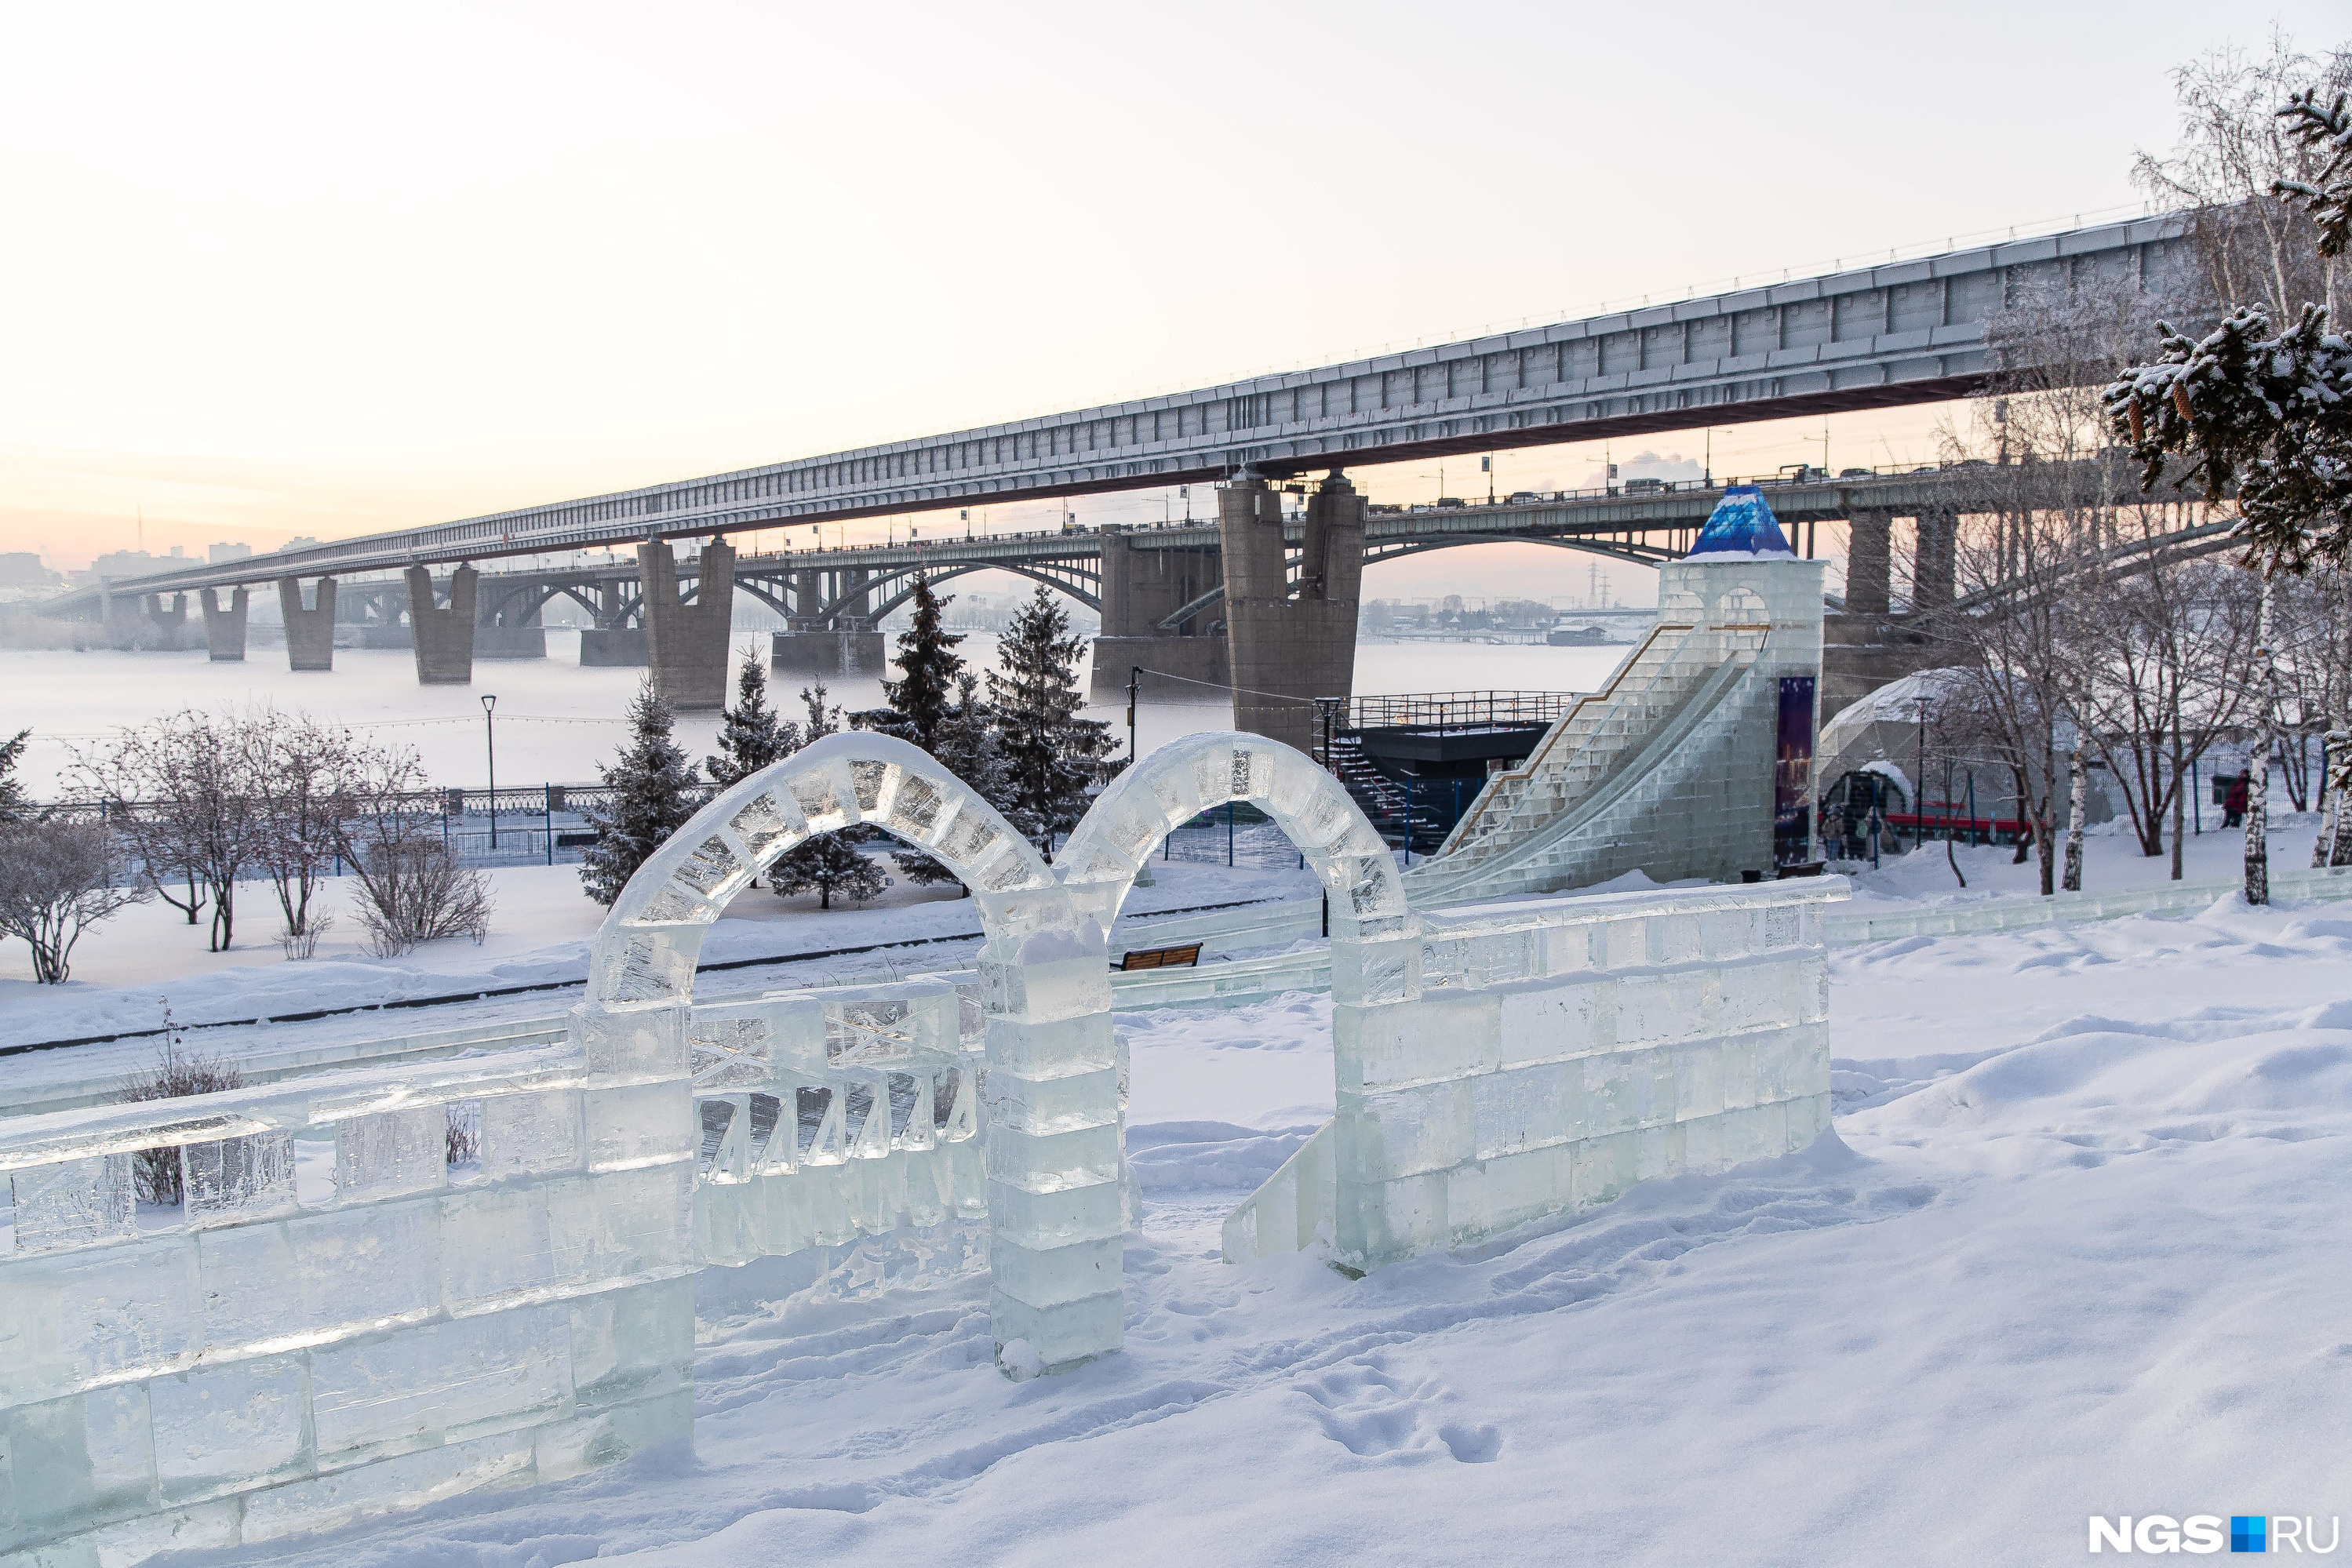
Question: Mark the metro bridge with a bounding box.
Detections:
[46,210,2194,737]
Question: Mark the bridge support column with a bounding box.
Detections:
[406,565,478,685]
[278,577,337,671]
[1219,471,1363,751]
[642,538,733,710]
[1088,529,1228,700]
[771,565,882,678]
[143,594,188,647]
[200,588,248,662]
[475,585,548,660]
[1912,508,1957,611]
[1844,510,1891,615]
[580,583,647,666]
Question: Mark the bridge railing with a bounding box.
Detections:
[1327,691,1578,733]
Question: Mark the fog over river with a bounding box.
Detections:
[1,632,1634,796]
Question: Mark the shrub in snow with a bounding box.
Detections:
[116,1018,244,1206]
[350,839,493,957]
[0,817,147,983]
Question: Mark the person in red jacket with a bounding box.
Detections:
[2224,773,2249,828]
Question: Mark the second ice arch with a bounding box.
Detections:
[1057,730,1410,937]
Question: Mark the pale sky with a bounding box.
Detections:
[1,1,2337,586]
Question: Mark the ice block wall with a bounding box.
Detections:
[0,1044,694,1563]
[1228,877,1847,1271]
[689,976,988,1267]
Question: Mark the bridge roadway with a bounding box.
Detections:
[46,212,2190,620]
[442,461,2020,632]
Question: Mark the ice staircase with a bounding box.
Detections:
[1404,550,1825,902]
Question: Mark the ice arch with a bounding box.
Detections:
[1057,730,1410,937]
[584,731,1059,1009]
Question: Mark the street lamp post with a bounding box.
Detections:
[482,694,499,850]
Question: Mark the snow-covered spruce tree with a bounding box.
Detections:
[706,649,794,788]
[875,577,971,886]
[767,825,886,908]
[580,679,702,906]
[768,683,884,908]
[706,652,795,887]
[986,585,1115,858]
[881,575,965,751]
[894,673,1007,893]
[2105,68,2352,904]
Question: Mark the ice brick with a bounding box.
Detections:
[566,1275,691,1412]
[1331,937,1418,1007]
[592,930,699,1010]
[0,1239,199,1407]
[1614,973,1706,1045]
[438,1185,555,1308]
[988,1287,1123,1372]
[10,1155,134,1253]
[981,1064,1120,1137]
[582,1082,693,1172]
[1472,1062,1581,1158]
[670,833,748,900]
[576,1000,688,1071]
[989,1232,1121,1310]
[3,1384,157,1540]
[480,1090,581,1180]
[686,1009,772,1091]
[726,788,804,860]
[147,1354,308,1503]
[183,1133,296,1224]
[308,1306,569,1460]
[335,1108,446,1202]
[984,1122,1121,1194]
[1348,1081,1473,1181]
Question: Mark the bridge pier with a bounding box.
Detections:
[1088,529,1227,700]
[475,586,547,660]
[771,565,882,677]
[405,565,478,685]
[1844,509,1891,614]
[278,577,337,671]
[1219,471,1363,751]
[642,538,734,710]
[1913,508,1957,610]
[579,582,647,666]
[143,594,188,646]
[200,588,248,661]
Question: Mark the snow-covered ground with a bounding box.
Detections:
[141,819,2351,1567]
[0,853,1319,1057]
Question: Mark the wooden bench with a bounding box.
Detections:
[1112,942,1203,973]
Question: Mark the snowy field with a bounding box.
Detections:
[67,819,2335,1567]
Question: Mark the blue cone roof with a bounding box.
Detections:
[1688,485,1797,559]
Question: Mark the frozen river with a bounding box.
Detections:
[0,631,1633,794]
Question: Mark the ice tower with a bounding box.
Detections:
[1407,486,1826,897]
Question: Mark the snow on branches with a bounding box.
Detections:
[2275,88,2352,256]
[2105,302,2352,577]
